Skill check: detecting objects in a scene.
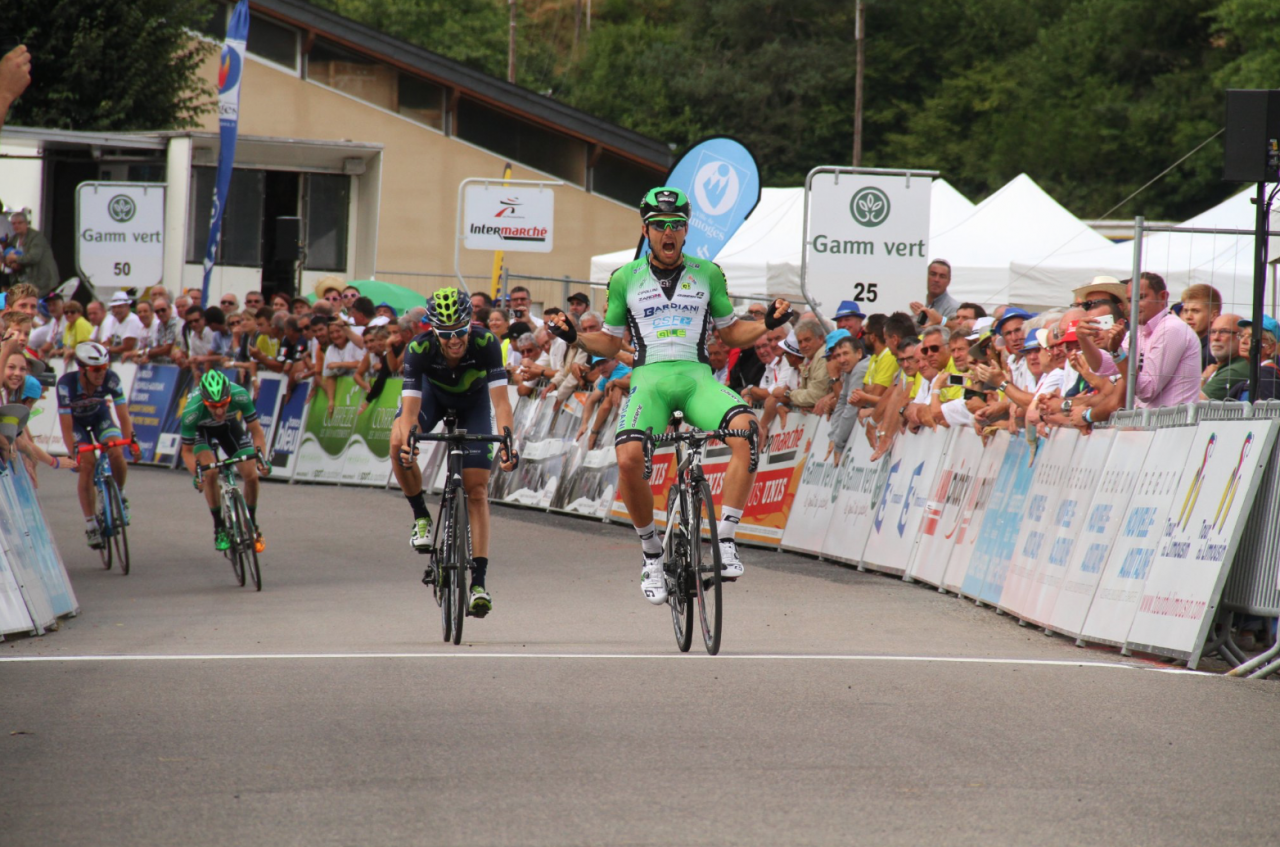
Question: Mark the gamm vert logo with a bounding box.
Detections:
[849,187,890,228]
[108,195,136,224]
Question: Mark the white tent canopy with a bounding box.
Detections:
[589,179,976,300]
[1010,188,1280,314]
[930,173,1115,310]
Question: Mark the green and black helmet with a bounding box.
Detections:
[639,187,691,223]
[425,286,472,328]
[200,369,232,407]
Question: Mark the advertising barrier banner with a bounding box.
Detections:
[293,377,365,483]
[1126,420,1277,666]
[1048,429,1153,639]
[340,378,400,486]
[819,434,887,566]
[7,459,77,619]
[862,427,951,576]
[0,543,32,635]
[1024,430,1115,629]
[0,464,55,632]
[960,434,1026,600]
[941,431,1010,595]
[780,417,842,556]
[908,426,984,587]
[253,374,286,446]
[712,414,818,548]
[1079,426,1198,648]
[998,429,1080,620]
[127,364,185,463]
[268,380,311,480]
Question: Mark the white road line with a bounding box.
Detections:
[0,652,1204,673]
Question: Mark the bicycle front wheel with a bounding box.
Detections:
[105,479,130,576]
[230,489,261,592]
[225,498,246,587]
[665,484,693,653]
[691,480,723,655]
[449,490,469,646]
[439,494,455,642]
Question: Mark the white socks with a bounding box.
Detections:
[718,506,743,541]
[635,521,662,556]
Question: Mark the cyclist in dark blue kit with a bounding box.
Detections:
[57,341,139,548]
[389,288,518,617]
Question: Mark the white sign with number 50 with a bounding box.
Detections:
[76,182,165,289]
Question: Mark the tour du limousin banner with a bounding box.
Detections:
[292,376,400,486]
[642,136,762,262]
[1126,419,1277,667]
[127,364,187,464]
[201,0,250,306]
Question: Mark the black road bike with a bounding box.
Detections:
[196,449,268,591]
[643,413,759,655]
[406,415,516,645]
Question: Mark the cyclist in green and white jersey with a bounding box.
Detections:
[547,187,793,605]
[180,370,269,553]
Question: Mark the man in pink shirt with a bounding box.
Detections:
[1081,272,1201,409]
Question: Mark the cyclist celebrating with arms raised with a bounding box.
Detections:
[180,371,269,553]
[57,341,140,548]
[390,288,518,618]
[548,187,793,604]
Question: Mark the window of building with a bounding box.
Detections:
[592,151,663,206]
[187,167,265,268]
[307,38,396,111]
[456,99,586,186]
[247,14,298,71]
[398,75,445,131]
[305,174,350,272]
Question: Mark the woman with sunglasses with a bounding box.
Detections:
[389,287,518,619]
[180,370,269,553]
[56,341,140,549]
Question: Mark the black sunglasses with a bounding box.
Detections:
[920,344,942,354]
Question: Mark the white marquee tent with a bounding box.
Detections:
[588,179,976,301]
[1010,188,1280,313]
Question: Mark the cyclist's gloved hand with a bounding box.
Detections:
[547,314,578,344]
[764,298,795,330]
[192,474,202,491]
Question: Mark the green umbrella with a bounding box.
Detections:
[307,279,430,316]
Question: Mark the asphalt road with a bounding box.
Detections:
[2,466,1277,847]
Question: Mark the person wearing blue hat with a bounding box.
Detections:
[833,300,864,337]
[375,302,398,321]
[992,306,1037,393]
[1228,314,1280,402]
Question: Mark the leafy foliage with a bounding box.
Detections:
[6,0,215,131]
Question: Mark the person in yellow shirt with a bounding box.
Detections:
[61,300,93,360]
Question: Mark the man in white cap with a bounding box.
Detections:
[99,291,146,361]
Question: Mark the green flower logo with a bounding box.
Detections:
[108,195,136,223]
[849,187,890,228]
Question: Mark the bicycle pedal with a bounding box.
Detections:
[415,545,434,555]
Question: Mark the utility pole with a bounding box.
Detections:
[853,0,865,166]
[508,0,517,84]
[573,0,582,61]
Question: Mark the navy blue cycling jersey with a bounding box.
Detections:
[400,329,507,399]
[56,369,125,422]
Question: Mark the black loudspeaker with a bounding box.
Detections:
[1223,90,1280,183]
[273,216,302,262]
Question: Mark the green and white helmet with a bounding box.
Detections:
[200,369,231,405]
[639,187,690,223]
[425,287,472,327]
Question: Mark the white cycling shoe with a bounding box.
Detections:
[640,553,667,605]
[718,539,745,579]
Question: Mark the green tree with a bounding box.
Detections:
[1212,0,1280,88]
[6,0,215,131]
[313,0,509,77]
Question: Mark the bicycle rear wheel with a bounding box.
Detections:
[665,485,693,653]
[105,479,130,576]
[97,503,112,570]
[691,480,723,655]
[230,489,261,591]
[449,490,469,645]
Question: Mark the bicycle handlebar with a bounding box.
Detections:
[195,449,269,485]
[404,424,519,470]
[641,418,760,480]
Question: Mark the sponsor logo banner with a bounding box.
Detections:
[463,185,554,253]
[647,136,761,262]
[75,183,165,290]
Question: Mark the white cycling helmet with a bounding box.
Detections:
[74,341,110,367]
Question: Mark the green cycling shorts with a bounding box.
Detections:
[615,360,751,445]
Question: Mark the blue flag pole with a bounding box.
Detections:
[636,135,762,262]
[201,0,251,308]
